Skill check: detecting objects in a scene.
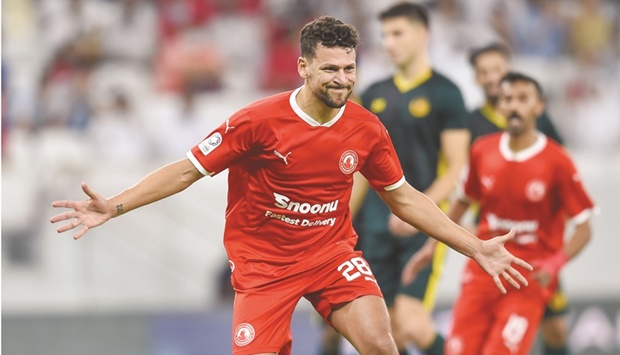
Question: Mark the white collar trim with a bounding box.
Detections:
[499,132,547,162]
[289,86,345,127]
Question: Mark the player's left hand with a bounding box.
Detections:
[387,213,419,237]
[471,228,533,294]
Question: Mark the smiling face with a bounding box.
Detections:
[497,80,544,137]
[298,44,356,108]
[380,16,427,68]
[473,51,511,104]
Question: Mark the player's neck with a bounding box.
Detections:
[296,86,342,124]
[397,55,431,81]
[508,130,538,152]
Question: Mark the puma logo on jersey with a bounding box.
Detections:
[274,150,292,165]
[225,119,235,133]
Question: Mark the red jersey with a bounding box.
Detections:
[187,88,404,289]
[460,132,595,267]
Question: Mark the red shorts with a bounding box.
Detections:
[231,250,382,355]
[446,266,549,355]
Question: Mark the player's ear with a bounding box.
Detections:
[298,56,309,80]
[534,97,545,117]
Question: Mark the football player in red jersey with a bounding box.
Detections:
[403,72,595,355]
[50,17,532,355]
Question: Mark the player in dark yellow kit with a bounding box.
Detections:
[468,43,569,355]
[355,3,470,355]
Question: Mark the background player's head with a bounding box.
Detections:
[497,72,545,137]
[469,43,511,105]
[379,2,430,69]
[297,16,360,108]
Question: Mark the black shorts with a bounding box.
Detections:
[544,281,569,318]
[361,231,446,309]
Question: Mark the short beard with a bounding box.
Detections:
[316,87,351,108]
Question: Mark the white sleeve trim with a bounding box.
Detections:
[570,207,600,225]
[186,151,214,176]
[384,176,406,191]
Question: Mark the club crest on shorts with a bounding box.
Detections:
[234,322,255,346]
[339,150,358,174]
[525,179,546,202]
[198,133,222,156]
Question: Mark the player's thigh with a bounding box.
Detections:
[446,282,496,355]
[305,252,396,352]
[361,231,400,306]
[232,285,300,355]
[306,251,383,325]
[483,291,546,355]
[329,295,398,354]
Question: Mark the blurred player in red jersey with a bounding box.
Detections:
[50,17,532,355]
[467,43,570,355]
[404,72,595,355]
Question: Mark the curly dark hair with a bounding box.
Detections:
[299,16,360,59]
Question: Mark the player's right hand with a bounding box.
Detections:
[401,240,436,285]
[50,182,113,240]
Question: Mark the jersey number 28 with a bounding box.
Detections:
[337,257,373,281]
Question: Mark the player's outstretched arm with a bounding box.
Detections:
[379,182,532,293]
[50,158,204,240]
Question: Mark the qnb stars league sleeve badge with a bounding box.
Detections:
[339,150,358,174]
[198,132,222,156]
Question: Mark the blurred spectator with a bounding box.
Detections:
[148,80,216,161]
[156,0,218,42]
[569,0,614,66]
[564,67,620,151]
[36,0,115,60]
[260,20,303,91]
[88,89,153,164]
[155,34,224,92]
[34,43,94,131]
[2,63,10,159]
[494,0,568,58]
[155,0,226,92]
[102,0,158,66]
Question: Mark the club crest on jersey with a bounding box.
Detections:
[370,98,387,113]
[409,97,431,118]
[198,133,222,156]
[234,323,255,346]
[525,179,546,202]
[339,150,358,174]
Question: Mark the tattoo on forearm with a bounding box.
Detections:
[116,204,124,215]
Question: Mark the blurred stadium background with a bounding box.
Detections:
[2,0,619,354]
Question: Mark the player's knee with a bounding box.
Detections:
[541,318,568,346]
[359,333,398,354]
[395,312,435,346]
